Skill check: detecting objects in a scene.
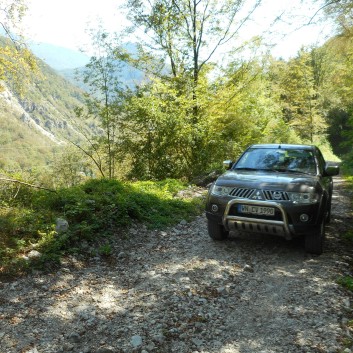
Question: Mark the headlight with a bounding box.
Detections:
[211,184,233,196]
[288,192,319,204]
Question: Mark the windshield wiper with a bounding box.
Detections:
[233,167,258,170]
[234,167,313,175]
[234,167,282,172]
[273,168,313,175]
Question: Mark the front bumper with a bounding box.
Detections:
[223,199,291,238]
[206,196,323,240]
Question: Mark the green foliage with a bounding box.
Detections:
[338,276,353,291]
[315,34,353,157]
[75,28,126,179]
[342,230,353,241]
[0,47,91,176]
[115,0,272,179]
[0,0,38,93]
[122,78,198,179]
[0,178,205,275]
[2,0,350,190]
[269,50,327,144]
[98,243,112,256]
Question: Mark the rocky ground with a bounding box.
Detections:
[1,177,353,353]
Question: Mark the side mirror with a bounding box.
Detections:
[223,160,233,170]
[324,163,340,176]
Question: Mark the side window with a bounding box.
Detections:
[285,150,316,174]
[315,149,326,175]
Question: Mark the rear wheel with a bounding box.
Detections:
[305,218,325,255]
[207,219,229,240]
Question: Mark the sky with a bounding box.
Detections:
[23,0,129,50]
[22,0,335,59]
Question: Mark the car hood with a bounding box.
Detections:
[215,170,319,192]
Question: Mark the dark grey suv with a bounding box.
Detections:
[205,144,339,254]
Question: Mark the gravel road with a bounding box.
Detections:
[1,177,353,353]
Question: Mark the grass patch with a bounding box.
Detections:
[0,178,205,276]
[337,276,353,291]
[344,175,353,189]
[342,230,353,241]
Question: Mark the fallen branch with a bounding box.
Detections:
[0,178,57,193]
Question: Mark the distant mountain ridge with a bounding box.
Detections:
[29,42,90,70]
[29,42,143,90]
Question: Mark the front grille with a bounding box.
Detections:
[229,188,289,201]
[229,188,255,198]
[263,190,289,201]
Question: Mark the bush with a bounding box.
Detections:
[0,178,205,276]
[340,151,353,177]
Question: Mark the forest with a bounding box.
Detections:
[0,0,353,274]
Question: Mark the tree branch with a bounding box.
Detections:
[0,178,56,192]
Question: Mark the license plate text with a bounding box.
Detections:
[239,205,275,216]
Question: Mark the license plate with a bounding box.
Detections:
[239,205,275,216]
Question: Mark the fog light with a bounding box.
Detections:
[300,214,309,222]
[211,204,219,212]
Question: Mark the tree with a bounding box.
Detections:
[116,0,262,178]
[320,0,353,36]
[319,31,353,155]
[48,146,92,188]
[270,50,327,143]
[122,79,194,179]
[124,0,261,81]
[75,28,125,179]
[0,0,37,92]
[209,57,300,158]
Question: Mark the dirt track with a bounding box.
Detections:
[1,177,353,353]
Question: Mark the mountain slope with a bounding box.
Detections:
[0,51,94,172]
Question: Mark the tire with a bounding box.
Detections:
[305,217,325,255]
[207,219,229,240]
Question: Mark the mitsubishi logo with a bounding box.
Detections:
[272,191,282,200]
[251,190,263,200]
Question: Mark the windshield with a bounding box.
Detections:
[234,148,317,175]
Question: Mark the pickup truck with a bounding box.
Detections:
[205,144,339,254]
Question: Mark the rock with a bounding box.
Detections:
[24,348,39,353]
[131,335,143,348]
[96,347,115,353]
[152,334,165,344]
[117,251,126,259]
[145,342,155,351]
[27,250,41,259]
[343,298,350,308]
[68,332,81,343]
[55,218,69,233]
[243,264,254,272]
[191,338,204,347]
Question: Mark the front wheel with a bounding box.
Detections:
[305,218,325,255]
[207,219,229,240]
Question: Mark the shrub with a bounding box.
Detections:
[0,178,205,275]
